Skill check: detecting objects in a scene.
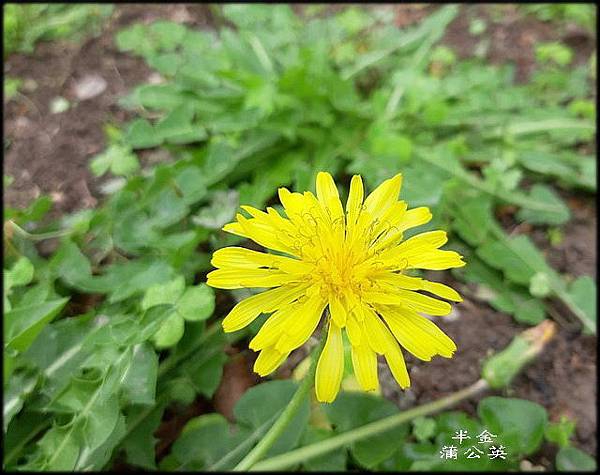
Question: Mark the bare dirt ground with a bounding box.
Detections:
[4,3,596,467]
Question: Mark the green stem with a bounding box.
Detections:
[251,379,489,471]
[233,337,326,471]
[8,221,72,241]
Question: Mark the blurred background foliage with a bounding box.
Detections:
[3,3,597,472]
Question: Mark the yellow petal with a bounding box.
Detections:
[370,201,408,244]
[406,250,466,270]
[379,305,456,361]
[222,220,246,236]
[363,173,402,220]
[422,281,463,302]
[329,295,347,327]
[275,295,327,353]
[345,175,364,234]
[351,343,378,391]
[361,307,392,355]
[206,268,299,289]
[249,306,296,350]
[375,273,463,303]
[372,230,448,269]
[363,289,451,316]
[254,346,289,376]
[315,321,344,403]
[278,187,308,222]
[221,285,307,332]
[236,214,298,256]
[395,230,448,255]
[375,272,424,291]
[398,207,432,232]
[316,171,344,224]
[345,314,362,346]
[384,340,410,389]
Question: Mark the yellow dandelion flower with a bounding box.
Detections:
[207,172,465,403]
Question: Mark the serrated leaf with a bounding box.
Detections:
[477,234,550,286]
[517,184,570,225]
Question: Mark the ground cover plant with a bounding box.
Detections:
[3,3,597,472]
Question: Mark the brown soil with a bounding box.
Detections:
[3,4,215,219]
[383,296,597,458]
[441,4,595,83]
[3,2,596,469]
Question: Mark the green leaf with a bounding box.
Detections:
[123,404,165,470]
[5,256,34,291]
[173,165,208,205]
[478,396,548,457]
[76,413,126,470]
[171,413,244,470]
[125,119,162,149]
[192,190,239,230]
[545,415,576,448]
[4,298,69,352]
[477,234,549,286]
[99,258,176,303]
[325,392,410,468]
[458,253,545,325]
[234,380,310,457]
[567,276,596,335]
[142,278,215,324]
[556,446,597,471]
[141,275,185,310]
[120,342,158,405]
[50,239,92,288]
[517,184,570,225]
[152,312,185,349]
[450,196,493,246]
[90,144,139,177]
[154,104,207,144]
[148,21,187,51]
[135,84,187,110]
[412,416,437,442]
[301,427,348,471]
[115,24,151,55]
[186,351,227,399]
[176,284,215,322]
[3,370,38,431]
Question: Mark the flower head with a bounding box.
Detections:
[207,172,465,402]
